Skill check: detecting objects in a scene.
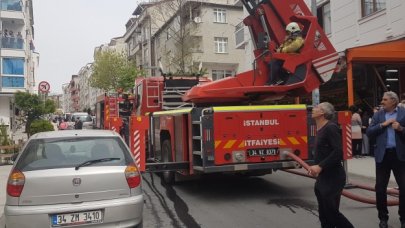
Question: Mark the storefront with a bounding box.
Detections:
[345,38,405,110]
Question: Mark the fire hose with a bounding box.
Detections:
[282,151,399,206]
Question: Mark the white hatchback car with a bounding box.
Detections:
[69,112,94,130]
[5,130,143,228]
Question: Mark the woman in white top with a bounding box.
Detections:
[350,105,363,158]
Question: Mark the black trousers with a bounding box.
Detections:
[375,149,405,222]
[268,60,286,85]
[315,167,354,228]
[352,139,363,156]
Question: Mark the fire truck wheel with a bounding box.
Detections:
[161,139,175,184]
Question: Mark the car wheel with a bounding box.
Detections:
[161,139,175,184]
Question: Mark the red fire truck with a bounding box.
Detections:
[126,0,351,183]
[95,93,134,133]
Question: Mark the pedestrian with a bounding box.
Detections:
[16,31,23,49]
[2,29,9,48]
[74,117,83,130]
[308,102,354,228]
[267,22,304,85]
[361,110,371,156]
[350,105,363,158]
[368,106,381,157]
[366,91,405,228]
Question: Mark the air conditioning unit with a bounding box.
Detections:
[193,17,202,24]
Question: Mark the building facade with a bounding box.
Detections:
[316,0,405,108]
[61,83,70,114]
[124,0,245,80]
[0,0,36,130]
[68,75,79,113]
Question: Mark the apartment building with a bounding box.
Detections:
[0,0,36,130]
[68,75,79,112]
[78,63,93,112]
[61,83,70,114]
[124,0,245,80]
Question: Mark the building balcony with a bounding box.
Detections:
[1,37,24,49]
[0,0,22,11]
[0,0,23,21]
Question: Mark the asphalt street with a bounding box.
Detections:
[0,157,400,228]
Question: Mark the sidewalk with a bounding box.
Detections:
[346,156,396,183]
[0,165,12,216]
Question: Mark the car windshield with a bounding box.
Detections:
[16,137,132,171]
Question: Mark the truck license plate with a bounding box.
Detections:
[51,210,103,227]
[247,148,279,157]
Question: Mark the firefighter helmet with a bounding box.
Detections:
[286,22,301,33]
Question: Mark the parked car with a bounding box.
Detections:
[5,130,143,228]
[68,112,94,129]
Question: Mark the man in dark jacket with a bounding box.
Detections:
[74,117,83,130]
[366,91,405,228]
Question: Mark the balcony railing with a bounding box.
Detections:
[1,37,24,49]
[0,0,22,11]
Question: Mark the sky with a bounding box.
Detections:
[34,0,137,94]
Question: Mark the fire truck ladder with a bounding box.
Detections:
[146,81,161,108]
[191,108,213,172]
[191,115,203,169]
[161,86,193,110]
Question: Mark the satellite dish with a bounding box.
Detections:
[193,17,202,24]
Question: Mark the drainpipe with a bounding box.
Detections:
[311,0,319,106]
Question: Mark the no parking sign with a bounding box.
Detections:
[38,81,50,93]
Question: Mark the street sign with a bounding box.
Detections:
[38,81,50,93]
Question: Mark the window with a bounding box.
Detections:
[212,70,233,81]
[214,9,226,23]
[317,2,331,35]
[361,0,386,17]
[16,137,131,171]
[2,57,24,75]
[214,37,228,53]
[2,76,24,88]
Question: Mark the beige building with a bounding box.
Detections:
[124,0,245,80]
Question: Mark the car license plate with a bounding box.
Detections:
[51,210,103,227]
[247,148,278,157]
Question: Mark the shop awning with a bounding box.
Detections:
[346,38,405,63]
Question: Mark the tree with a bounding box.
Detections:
[151,0,203,75]
[29,120,54,135]
[90,50,141,92]
[14,91,56,137]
